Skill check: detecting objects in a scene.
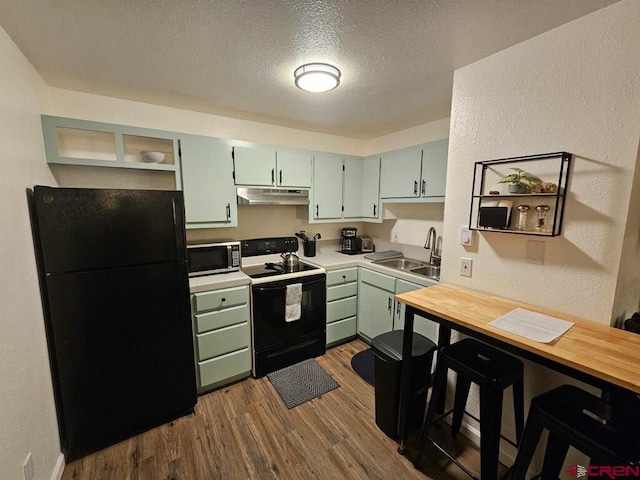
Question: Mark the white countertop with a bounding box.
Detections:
[189,239,439,293]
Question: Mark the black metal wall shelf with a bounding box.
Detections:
[469,152,572,237]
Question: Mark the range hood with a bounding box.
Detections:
[237,187,309,206]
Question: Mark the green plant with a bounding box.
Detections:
[498,168,542,188]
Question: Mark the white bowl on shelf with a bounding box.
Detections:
[140,151,165,163]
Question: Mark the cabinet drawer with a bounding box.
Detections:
[198,347,251,388]
[193,285,248,313]
[327,316,357,345]
[195,304,249,334]
[327,268,358,286]
[359,268,396,292]
[327,296,357,323]
[196,322,250,361]
[327,282,358,302]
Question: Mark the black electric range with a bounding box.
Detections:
[240,236,327,377]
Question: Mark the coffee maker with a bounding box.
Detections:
[340,227,358,254]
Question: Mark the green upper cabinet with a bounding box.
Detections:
[311,154,382,223]
[421,138,448,198]
[233,143,311,188]
[361,156,381,219]
[232,144,277,186]
[179,135,237,229]
[380,146,423,198]
[343,156,363,218]
[380,138,448,201]
[312,153,343,220]
[276,148,312,187]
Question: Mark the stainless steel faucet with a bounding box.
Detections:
[424,227,441,266]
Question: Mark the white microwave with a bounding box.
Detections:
[187,241,241,277]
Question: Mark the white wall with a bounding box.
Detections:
[0,27,63,480]
[441,0,640,470]
[442,0,640,323]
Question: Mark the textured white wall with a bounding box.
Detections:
[0,27,63,480]
[441,0,640,470]
[442,0,640,324]
[42,88,365,155]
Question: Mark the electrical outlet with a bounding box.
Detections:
[23,453,34,480]
[460,257,472,277]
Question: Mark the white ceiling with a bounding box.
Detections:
[0,0,619,139]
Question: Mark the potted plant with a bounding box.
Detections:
[498,167,542,193]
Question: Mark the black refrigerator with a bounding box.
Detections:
[28,186,197,461]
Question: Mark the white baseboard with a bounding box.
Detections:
[50,453,65,480]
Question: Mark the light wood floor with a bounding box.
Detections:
[62,339,497,480]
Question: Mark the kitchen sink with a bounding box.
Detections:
[374,257,440,280]
[410,265,441,279]
[374,258,426,270]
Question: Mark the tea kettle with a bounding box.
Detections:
[281,252,300,269]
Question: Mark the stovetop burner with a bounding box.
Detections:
[242,261,320,279]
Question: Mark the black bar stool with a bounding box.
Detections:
[415,338,525,480]
[509,384,640,479]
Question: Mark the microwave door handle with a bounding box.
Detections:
[227,245,233,266]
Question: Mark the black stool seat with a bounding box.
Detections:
[415,338,525,480]
[509,385,640,480]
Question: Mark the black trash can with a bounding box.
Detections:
[371,330,436,439]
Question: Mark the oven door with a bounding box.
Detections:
[251,273,326,376]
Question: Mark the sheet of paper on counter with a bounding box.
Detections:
[488,307,574,343]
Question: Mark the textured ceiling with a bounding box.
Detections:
[0,0,619,139]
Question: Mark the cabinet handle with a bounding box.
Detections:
[279,169,283,185]
[316,204,319,217]
[342,275,346,279]
[414,180,418,195]
[221,298,226,302]
[421,179,426,195]
[226,203,231,220]
[388,297,392,312]
[396,301,401,316]
[373,204,377,216]
[271,168,275,184]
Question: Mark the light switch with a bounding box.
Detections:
[526,240,545,265]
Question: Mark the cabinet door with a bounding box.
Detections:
[357,278,394,341]
[393,280,439,346]
[362,156,381,218]
[180,135,237,227]
[276,148,312,187]
[343,156,363,218]
[312,153,343,220]
[420,138,448,198]
[233,144,277,186]
[380,146,423,198]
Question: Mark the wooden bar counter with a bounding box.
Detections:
[395,283,640,447]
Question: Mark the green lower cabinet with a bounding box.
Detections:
[393,279,439,353]
[326,268,358,346]
[190,284,252,393]
[357,268,438,348]
[357,269,395,342]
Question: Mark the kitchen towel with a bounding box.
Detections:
[285,283,302,322]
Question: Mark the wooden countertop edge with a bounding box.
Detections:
[395,283,640,393]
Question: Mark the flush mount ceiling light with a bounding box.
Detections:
[294,63,341,93]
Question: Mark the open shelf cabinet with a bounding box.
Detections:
[469,152,572,237]
[41,115,180,176]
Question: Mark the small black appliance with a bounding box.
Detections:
[340,227,358,254]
